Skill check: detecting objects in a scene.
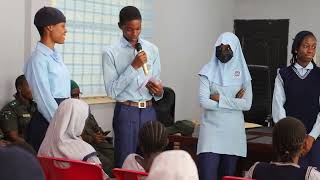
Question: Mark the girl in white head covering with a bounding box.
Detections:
[146,150,199,180]
[199,32,251,86]
[38,99,109,178]
[197,32,252,180]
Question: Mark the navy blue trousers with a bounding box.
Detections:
[113,103,156,167]
[198,152,239,180]
[26,98,66,152]
[299,139,320,169]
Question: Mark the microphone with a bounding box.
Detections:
[136,42,148,75]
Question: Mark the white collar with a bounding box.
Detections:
[270,161,300,168]
[294,62,314,70]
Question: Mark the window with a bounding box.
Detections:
[51,0,154,96]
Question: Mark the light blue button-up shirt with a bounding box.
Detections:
[24,42,70,122]
[102,37,162,102]
[272,62,320,139]
[197,75,252,157]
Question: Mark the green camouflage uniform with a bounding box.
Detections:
[0,96,37,140]
[82,113,114,175]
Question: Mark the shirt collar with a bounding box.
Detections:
[120,36,143,48]
[36,42,61,62]
[36,42,55,56]
[294,62,314,70]
[270,161,300,168]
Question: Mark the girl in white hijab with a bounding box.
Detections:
[146,150,199,180]
[197,32,252,180]
[38,99,109,178]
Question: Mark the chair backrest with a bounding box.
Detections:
[37,156,104,180]
[113,168,148,180]
[222,176,255,180]
[152,87,175,127]
[244,65,272,125]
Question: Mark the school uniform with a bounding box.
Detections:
[24,42,70,151]
[197,32,252,180]
[272,62,320,169]
[102,37,162,167]
[245,162,320,180]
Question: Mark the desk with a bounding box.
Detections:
[168,127,273,174]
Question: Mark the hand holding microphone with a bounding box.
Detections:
[131,42,148,75]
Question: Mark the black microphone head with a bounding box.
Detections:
[136,43,142,52]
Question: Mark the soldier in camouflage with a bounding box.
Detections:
[0,75,36,148]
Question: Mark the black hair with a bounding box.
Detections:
[119,6,141,25]
[273,117,306,163]
[36,26,44,37]
[138,121,168,156]
[290,31,316,64]
[15,75,27,92]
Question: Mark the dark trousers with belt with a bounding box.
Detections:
[26,98,66,152]
[113,102,156,168]
[299,138,320,169]
[198,152,239,180]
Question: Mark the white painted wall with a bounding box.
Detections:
[234,0,320,64]
[0,0,26,107]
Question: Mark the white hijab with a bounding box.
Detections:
[38,99,98,162]
[199,32,251,86]
[146,150,199,180]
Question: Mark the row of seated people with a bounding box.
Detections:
[0,75,114,175]
[0,144,198,180]
[2,75,319,180]
[1,112,320,180]
[0,75,186,178]
[119,116,320,180]
[0,97,198,180]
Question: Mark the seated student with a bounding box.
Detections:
[146,150,199,180]
[70,80,114,175]
[0,75,36,146]
[245,117,320,180]
[38,99,110,179]
[122,120,168,172]
[0,145,44,180]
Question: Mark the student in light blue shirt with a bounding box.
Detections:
[24,7,70,151]
[102,6,163,167]
[197,32,252,180]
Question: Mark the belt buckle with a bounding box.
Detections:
[138,101,146,108]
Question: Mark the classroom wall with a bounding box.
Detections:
[234,0,320,64]
[0,0,26,107]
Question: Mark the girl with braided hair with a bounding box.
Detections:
[122,120,168,172]
[272,31,320,169]
[245,117,320,180]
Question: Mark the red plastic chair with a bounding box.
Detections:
[38,156,104,180]
[113,168,148,180]
[223,176,255,180]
